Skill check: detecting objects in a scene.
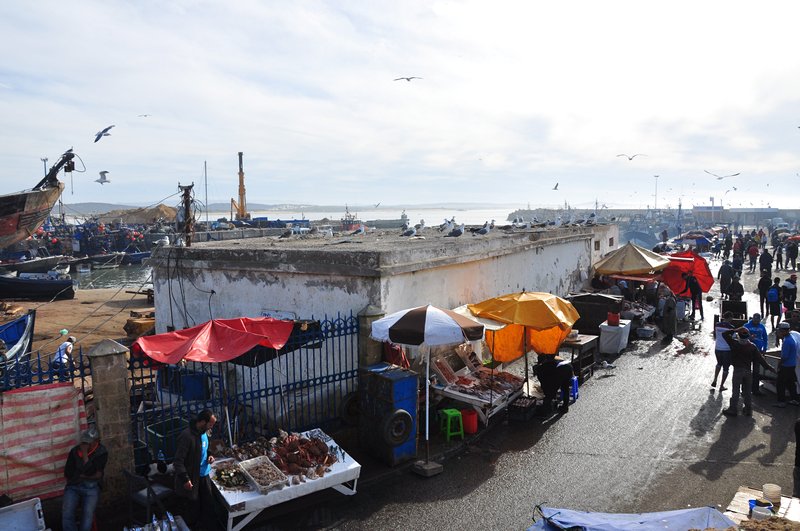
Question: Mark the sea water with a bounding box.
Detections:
[75,263,152,290]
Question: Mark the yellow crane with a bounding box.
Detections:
[230,151,250,220]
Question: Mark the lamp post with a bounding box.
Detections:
[40,157,48,176]
[653,175,659,211]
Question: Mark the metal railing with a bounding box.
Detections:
[128,313,359,463]
[0,346,91,393]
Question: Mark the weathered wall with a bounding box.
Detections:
[152,224,619,331]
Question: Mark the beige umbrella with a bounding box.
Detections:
[593,241,671,275]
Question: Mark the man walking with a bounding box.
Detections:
[767,278,783,331]
[712,312,735,391]
[758,271,773,318]
[680,272,704,321]
[174,409,217,529]
[784,274,798,312]
[718,260,734,300]
[744,313,769,395]
[721,328,776,417]
[775,323,800,408]
[760,248,774,277]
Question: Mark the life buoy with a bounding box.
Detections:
[381,409,413,446]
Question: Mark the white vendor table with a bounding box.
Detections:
[432,382,523,426]
[598,319,632,354]
[210,429,361,531]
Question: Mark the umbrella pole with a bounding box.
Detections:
[523,327,529,395]
[425,347,430,463]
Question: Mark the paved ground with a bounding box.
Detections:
[247,254,800,530]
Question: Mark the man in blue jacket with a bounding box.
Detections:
[775,323,800,407]
[744,313,769,395]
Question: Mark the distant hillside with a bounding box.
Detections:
[54,202,139,216]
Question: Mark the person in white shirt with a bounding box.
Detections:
[52,336,75,380]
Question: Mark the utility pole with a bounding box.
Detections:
[653,175,659,211]
[180,183,195,247]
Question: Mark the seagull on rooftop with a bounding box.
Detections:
[704,169,740,180]
[94,125,115,143]
[394,77,422,82]
[616,153,646,160]
[444,224,465,238]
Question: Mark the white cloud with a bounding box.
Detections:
[0,0,799,211]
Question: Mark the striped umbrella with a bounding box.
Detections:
[370,304,484,469]
[370,304,484,346]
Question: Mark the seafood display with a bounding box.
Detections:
[239,456,288,494]
[447,367,524,401]
[216,429,341,487]
[212,461,250,490]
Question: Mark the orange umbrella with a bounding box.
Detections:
[468,291,580,358]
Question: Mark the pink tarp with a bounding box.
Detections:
[132,317,295,365]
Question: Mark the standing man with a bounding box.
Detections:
[174,409,217,529]
[767,277,783,332]
[718,260,734,301]
[712,312,735,391]
[52,335,76,381]
[775,242,785,270]
[784,274,798,312]
[787,240,799,271]
[748,242,760,273]
[62,427,108,531]
[721,328,776,417]
[758,271,773,318]
[680,271,704,321]
[760,248,774,277]
[775,323,800,408]
[744,313,769,395]
[659,287,677,344]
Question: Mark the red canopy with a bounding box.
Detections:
[661,250,715,295]
[132,317,295,365]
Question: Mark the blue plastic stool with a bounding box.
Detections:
[559,376,579,403]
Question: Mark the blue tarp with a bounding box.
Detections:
[528,506,735,531]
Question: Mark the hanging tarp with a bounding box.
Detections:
[661,250,715,295]
[132,317,294,365]
[593,242,671,275]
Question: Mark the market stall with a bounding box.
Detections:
[211,428,360,531]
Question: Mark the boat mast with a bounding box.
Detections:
[204,160,209,228]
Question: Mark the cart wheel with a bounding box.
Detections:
[340,392,360,426]
[381,409,413,446]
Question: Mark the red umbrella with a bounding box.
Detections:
[661,250,715,294]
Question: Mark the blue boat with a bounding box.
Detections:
[122,247,151,265]
[0,310,36,378]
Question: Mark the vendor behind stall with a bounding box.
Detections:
[533,354,574,414]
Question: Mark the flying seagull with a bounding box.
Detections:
[374,202,381,208]
[94,125,115,143]
[552,183,559,190]
[704,169,740,180]
[137,114,151,117]
[616,153,645,160]
[95,171,110,185]
[394,77,422,82]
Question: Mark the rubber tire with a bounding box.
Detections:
[381,409,413,447]
[340,392,360,426]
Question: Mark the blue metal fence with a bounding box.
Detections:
[128,313,359,464]
[0,346,91,393]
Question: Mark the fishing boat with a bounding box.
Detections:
[121,246,151,265]
[0,271,75,300]
[339,205,362,232]
[88,251,125,269]
[0,254,65,274]
[0,310,36,385]
[0,150,74,250]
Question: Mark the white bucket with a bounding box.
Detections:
[763,483,782,504]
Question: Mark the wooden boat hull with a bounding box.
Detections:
[0,184,64,250]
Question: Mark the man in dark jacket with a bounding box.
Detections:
[679,272,704,320]
[758,271,774,317]
[721,328,776,417]
[62,427,108,531]
[534,355,574,414]
[174,410,217,528]
[718,260,734,300]
[760,248,774,276]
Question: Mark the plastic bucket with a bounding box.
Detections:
[763,483,781,504]
[461,409,478,434]
[752,506,772,521]
[607,312,620,326]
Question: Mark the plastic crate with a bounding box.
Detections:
[145,417,188,461]
[238,456,288,494]
[0,497,46,531]
[507,395,538,422]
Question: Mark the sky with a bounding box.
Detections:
[2,1,800,212]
